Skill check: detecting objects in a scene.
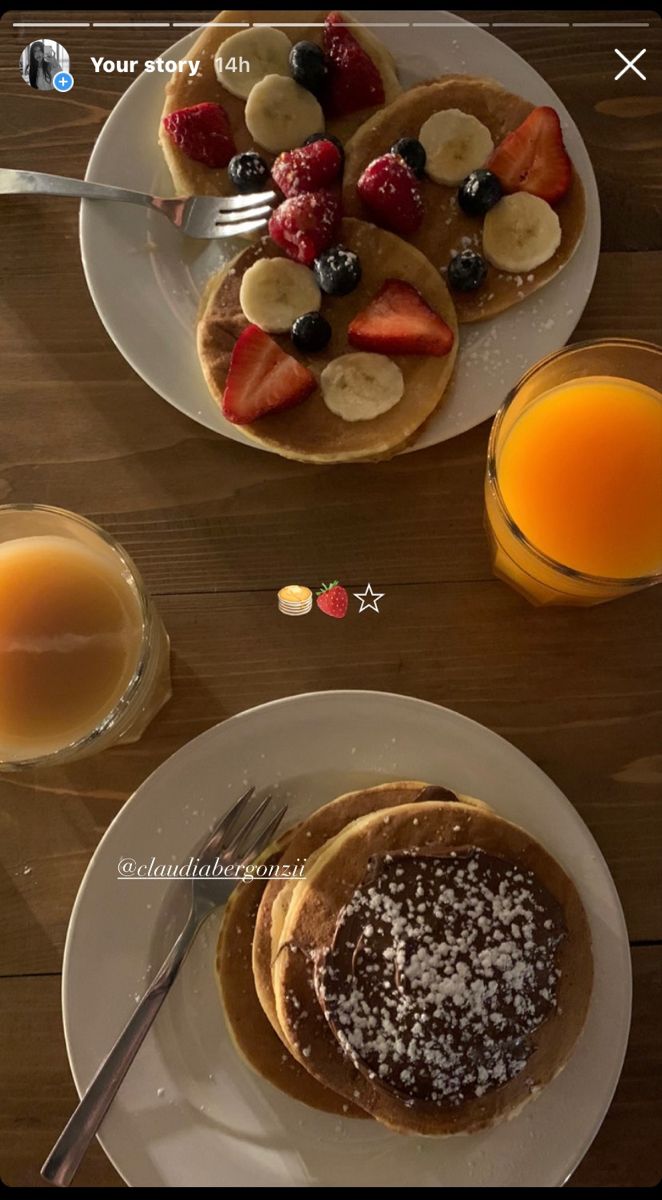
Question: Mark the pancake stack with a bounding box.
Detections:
[216,781,593,1135]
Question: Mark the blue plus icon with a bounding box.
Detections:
[53,71,74,93]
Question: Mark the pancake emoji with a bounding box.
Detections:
[272,798,593,1135]
[342,77,586,324]
[160,11,400,197]
[197,217,458,463]
[252,782,488,1047]
[278,584,313,615]
[216,832,365,1115]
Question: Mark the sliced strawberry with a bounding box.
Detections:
[268,190,340,266]
[272,140,342,198]
[323,11,385,117]
[348,280,454,357]
[162,102,236,169]
[222,325,316,424]
[316,581,348,619]
[357,154,424,236]
[488,106,572,205]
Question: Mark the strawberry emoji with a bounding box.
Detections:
[316,581,348,619]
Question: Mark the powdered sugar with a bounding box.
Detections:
[319,849,564,1107]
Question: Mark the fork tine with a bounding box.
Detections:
[239,804,288,864]
[199,786,254,853]
[213,217,268,238]
[224,792,273,857]
[216,203,274,223]
[215,189,277,212]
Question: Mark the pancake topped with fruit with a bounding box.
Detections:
[342,77,586,323]
[159,11,401,196]
[197,206,457,463]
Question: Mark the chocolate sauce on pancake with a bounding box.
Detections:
[316,848,565,1107]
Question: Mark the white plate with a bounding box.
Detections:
[80,11,600,453]
[62,690,630,1188]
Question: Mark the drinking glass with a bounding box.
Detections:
[484,339,662,606]
[0,504,171,769]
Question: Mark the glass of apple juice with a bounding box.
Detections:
[0,505,171,769]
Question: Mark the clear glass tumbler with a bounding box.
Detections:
[484,339,662,606]
[0,504,171,769]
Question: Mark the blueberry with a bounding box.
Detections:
[447,250,488,292]
[303,131,345,167]
[313,246,362,296]
[289,41,328,98]
[457,169,503,217]
[291,311,332,353]
[391,137,426,178]
[227,151,270,194]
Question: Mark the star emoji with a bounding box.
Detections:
[353,583,384,613]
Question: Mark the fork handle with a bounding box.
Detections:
[41,912,198,1188]
[0,167,154,209]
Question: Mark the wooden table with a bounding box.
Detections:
[0,9,660,1188]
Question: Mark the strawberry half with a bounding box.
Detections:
[316,581,348,619]
[162,102,236,169]
[268,189,340,266]
[488,106,572,205]
[349,280,455,357]
[272,140,342,198]
[357,154,424,236]
[222,325,316,425]
[323,11,385,117]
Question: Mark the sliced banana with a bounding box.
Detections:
[321,353,404,423]
[245,74,324,154]
[239,258,321,333]
[482,192,562,273]
[419,109,494,187]
[214,27,291,101]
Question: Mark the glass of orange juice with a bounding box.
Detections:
[485,339,662,606]
[0,505,171,769]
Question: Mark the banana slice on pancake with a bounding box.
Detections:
[321,353,404,421]
[483,193,561,273]
[419,108,494,186]
[245,74,325,153]
[239,258,321,332]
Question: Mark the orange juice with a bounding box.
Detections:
[498,377,662,579]
[0,536,144,760]
[486,345,662,606]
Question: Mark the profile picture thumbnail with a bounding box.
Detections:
[20,39,70,91]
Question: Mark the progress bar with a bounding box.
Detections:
[11,20,653,29]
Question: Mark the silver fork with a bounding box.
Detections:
[41,785,287,1187]
[0,168,277,238]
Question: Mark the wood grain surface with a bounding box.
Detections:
[0,9,660,1188]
